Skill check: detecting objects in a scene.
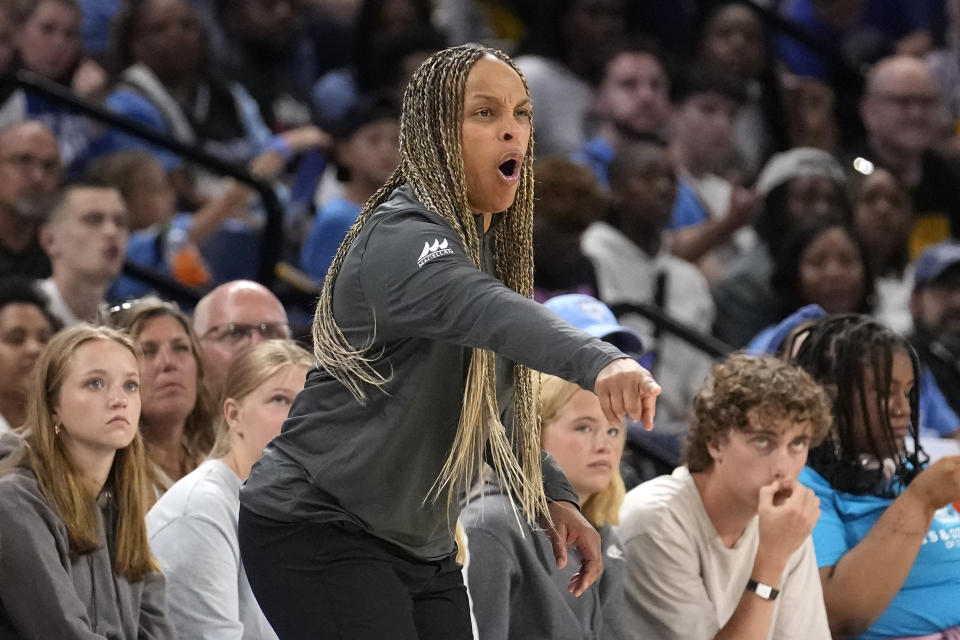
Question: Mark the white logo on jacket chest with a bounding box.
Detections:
[606,544,624,561]
[417,238,453,267]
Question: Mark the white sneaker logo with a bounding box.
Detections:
[417,238,453,267]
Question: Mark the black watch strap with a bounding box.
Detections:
[746,578,780,601]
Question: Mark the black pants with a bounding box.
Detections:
[238,507,473,640]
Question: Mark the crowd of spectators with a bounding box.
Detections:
[2,0,960,638]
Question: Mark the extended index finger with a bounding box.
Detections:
[598,382,625,428]
[639,378,660,430]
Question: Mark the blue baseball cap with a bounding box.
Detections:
[914,241,960,287]
[544,294,644,355]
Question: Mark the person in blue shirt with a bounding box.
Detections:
[910,241,960,439]
[789,314,960,639]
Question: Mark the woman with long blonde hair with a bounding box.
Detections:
[0,324,174,638]
[462,373,628,639]
[238,43,660,639]
[147,340,312,640]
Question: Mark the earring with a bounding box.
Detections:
[54,422,61,436]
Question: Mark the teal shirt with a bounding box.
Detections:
[800,466,960,638]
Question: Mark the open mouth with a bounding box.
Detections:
[498,159,519,181]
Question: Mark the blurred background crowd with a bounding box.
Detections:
[4,1,960,638]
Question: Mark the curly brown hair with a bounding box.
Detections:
[683,354,832,472]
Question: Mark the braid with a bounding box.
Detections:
[791,314,925,496]
[310,44,548,525]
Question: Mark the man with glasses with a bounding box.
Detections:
[910,241,960,439]
[856,55,960,259]
[0,121,62,279]
[193,279,291,398]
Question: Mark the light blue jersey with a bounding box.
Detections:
[800,466,960,639]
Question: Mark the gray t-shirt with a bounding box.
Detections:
[241,185,625,560]
[147,459,276,640]
[0,466,175,639]
[616,466,831,640]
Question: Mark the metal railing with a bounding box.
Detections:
[736,0,866,84]
[3,69,286,305]
[608,301,733,360]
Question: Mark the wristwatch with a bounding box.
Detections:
[746,578,780,601]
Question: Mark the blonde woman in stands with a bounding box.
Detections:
[462,372,628,639]
[148,340,312,639]
[0,324,174,638]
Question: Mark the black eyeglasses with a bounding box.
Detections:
[200,322,291,346]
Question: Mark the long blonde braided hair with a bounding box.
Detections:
[311,44,548,525]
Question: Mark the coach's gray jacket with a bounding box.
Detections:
[241,185,626,560]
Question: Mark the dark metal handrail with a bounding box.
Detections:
[736,0,865,83]
[3,69,285,299]
[608,302,732,360]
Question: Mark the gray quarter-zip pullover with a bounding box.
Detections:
[241,185,626,560]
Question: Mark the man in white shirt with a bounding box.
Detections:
[38,180,129,326]
[581,140,714,433]
[617,354,833,640]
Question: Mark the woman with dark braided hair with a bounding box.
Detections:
[238,44,660,639]
[789,314,960,639]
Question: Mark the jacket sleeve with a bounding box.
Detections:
[357,211,625,392]
[0,479,107,640]
[540,450,579,506]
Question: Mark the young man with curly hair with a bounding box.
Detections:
[617,354,833,640]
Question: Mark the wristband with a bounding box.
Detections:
[746,578,779,601]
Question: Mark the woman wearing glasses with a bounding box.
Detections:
[107,297,216,496]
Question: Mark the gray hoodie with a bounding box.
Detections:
[0,466,175,639]
[461,480,626,640]
[241,185,626,560]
